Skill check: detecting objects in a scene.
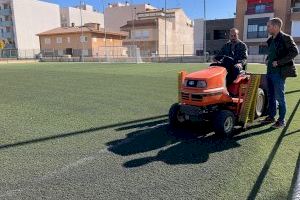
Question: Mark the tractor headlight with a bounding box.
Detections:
[184,80,207,88]
[197,80,207,88]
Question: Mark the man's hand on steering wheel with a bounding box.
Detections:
[234,63,243,70]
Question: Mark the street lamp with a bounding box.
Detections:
[102,0,107,58]
[203,0,207,62]
[80,0,84,62]
[164,0,167,58]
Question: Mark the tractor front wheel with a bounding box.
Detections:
[168,103,185,127]
[213,110,235,137]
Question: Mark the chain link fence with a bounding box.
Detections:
[1,45,300,63]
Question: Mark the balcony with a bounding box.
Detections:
[0,8,11,16]
[0,21,13,26]
[246,6,273,15]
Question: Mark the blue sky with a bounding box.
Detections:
[45,0,236,20]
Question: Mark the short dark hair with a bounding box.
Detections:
[269,17,283,29]
[230,28,239,34]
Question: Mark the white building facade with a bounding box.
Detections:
[0,0,60,57]
[60,4,104,28]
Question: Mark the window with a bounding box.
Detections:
[45,38,51,45]
[132,30,150,39]
[80,36,88,43]
[67,37,71,43]
[56,37,62,44]
[213,30,228,40]
[5,27,11,32]
[247,17,269,39]
[291,21,300,37]
[255,4,266,13]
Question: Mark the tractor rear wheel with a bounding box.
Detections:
[213,110,235,137]
[255,88,266,118]
[168,103,185,127]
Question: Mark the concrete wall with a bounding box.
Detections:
[104,4,156,32]
[156,9,194,56]
[61,6,104,28]
[235,0,248,41]
[194,19,204,52]
[11,0,60,52]
[174,9,194,55]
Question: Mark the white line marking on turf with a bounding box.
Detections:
[2,122,168,198]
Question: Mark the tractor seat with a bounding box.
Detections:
[227,75,249,97]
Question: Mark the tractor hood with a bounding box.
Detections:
[183,66,227,90]
[185,66,226,80]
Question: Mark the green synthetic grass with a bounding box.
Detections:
[0,62,299,199]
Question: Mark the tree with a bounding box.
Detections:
[0,40,5,49]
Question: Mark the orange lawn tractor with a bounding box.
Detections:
[168,56,268,137]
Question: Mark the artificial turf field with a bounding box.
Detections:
[0,62,299,200]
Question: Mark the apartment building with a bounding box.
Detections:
[104,2,157,31]
[120,8,194,57]
[60,4,104,28]
[0,0,60,57]
[37,23,127,57]
[235,0,300,55]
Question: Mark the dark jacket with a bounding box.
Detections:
[217,40,248,69]
[266,31,299,78]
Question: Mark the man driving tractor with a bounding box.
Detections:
[214,28,248,86]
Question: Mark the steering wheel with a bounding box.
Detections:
[211,55,235,70]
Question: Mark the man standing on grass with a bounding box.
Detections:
[261,17,299,128]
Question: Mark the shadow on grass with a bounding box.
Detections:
[106,99,299,170]
[0,115,167,150]
[285,89,300,95]
[106,118,276,168]
[246,98,300,200]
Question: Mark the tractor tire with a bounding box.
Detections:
[255,88,266,118]
[213,110,235,137]
[168,103,185,128]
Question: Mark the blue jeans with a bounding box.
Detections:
[266,73,286,122]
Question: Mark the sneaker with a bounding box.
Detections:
[260,116,275,124]
[272,120,286,129]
